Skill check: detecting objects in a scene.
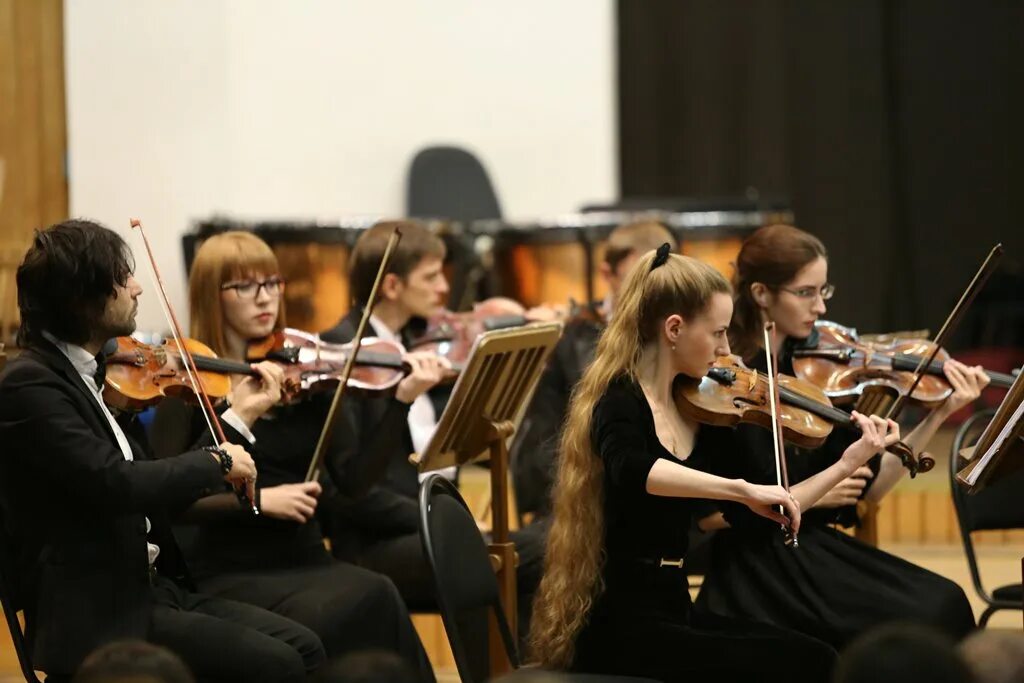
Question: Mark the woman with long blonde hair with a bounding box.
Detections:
[151,231,435,682]
[528,244,889,681]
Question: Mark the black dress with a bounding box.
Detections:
[692,342,975,648]
[571,376,836,683]
[151,396,435,682]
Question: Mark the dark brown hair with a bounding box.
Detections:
[730,224,827,358]
[348,220,446,306]
[17,219,134,347]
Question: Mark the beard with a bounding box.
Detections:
[101,307,137,339]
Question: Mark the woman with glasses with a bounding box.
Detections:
[151,231,435,682]
[692,224,982,647]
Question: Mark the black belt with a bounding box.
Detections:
[634,557,686,570]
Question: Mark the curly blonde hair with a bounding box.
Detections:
[528,248,730,668]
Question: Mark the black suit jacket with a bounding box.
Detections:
[319,311,432,552]
[0,340,224,675]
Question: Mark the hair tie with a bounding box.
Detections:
[650,242,672,272]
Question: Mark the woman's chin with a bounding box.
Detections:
[678,366,710,380]
[247,323,276,339]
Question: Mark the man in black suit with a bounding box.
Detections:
[0,220,326,681]
[320,220,451,607]
[320,220,546,629]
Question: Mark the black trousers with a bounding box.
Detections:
[197,562,435,683]
[149,576,325,683]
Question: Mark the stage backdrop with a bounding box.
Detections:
[618,0,1024,345]
[65,0,616,331]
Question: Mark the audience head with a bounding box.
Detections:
[833,623,973,683]
[73,640,194,683]
[960,629,1024,683]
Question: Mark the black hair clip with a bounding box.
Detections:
[650,242,672,272]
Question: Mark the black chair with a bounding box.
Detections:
[949,408,1024,626]
[418,474,655,683]
[0,505,42,682]
[406,146,502,222]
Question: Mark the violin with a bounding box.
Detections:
[674,355,927,473]
[792,320,1018,409]
[103,336,232,412]
[409,297,556,365]
[102,329,411,412]
[246,328,416,393]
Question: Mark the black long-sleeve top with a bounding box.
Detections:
[591,375,724,581]
[151,386,412,577]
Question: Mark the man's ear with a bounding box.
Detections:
[599,261,614,286]
[378,272,403,301]
[750,282,771,309]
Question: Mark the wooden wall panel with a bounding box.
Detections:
[0,0,68,345]
[0,1,65,676]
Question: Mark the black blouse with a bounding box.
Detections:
[592,375,728,575]
[151,391,411,577]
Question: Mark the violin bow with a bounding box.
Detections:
[129,218,257,513]
[304,226,402,483]
[763,322,798,548]
[883,243,1004,475]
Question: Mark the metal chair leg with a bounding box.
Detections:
[979,605,999,628]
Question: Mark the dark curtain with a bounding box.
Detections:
[618,0,1024,348]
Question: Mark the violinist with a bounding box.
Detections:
[512,219,677,519]
[320,220,547,626]
[692,224,980,647]
[530,245,856,682]
[150,231,435,680]
[0,220,326,682]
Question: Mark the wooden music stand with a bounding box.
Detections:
[957,365,1024,494]
[411,322,561,675]
[955,368,1024,627]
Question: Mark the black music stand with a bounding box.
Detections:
[957,367,1024,627]
[411,322,561,676]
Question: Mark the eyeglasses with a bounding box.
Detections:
[776,283,835,301]
[221,277,285,299]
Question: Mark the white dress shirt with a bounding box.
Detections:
[367,316,456,482]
